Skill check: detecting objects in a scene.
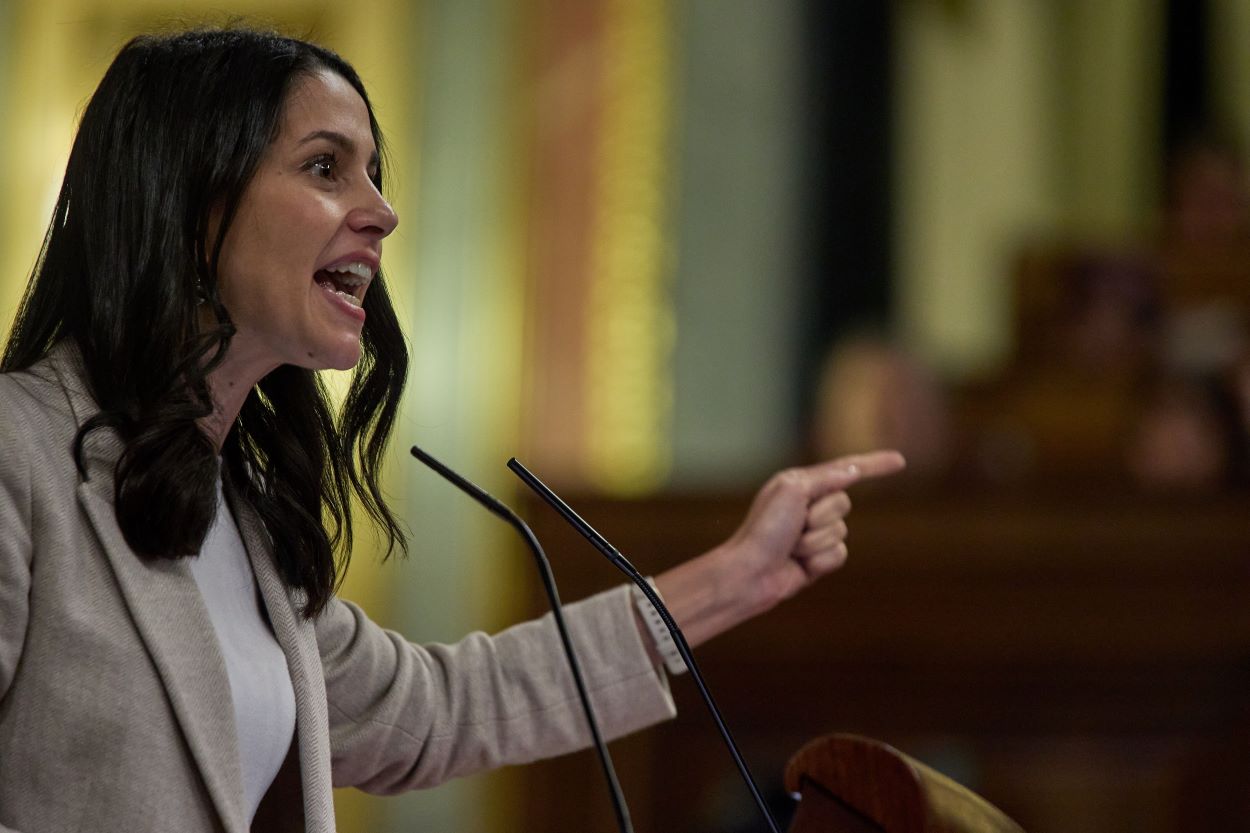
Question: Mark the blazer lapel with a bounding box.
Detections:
[77,476,248,833]
[53,345,248,833]
[228,489,336,833]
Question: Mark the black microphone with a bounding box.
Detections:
[409,446,634,833]
[507,457,783,833]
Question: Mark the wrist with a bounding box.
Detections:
[695,540,780,621]
[653,545,755,650]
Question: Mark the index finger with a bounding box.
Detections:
[802,450,906,496]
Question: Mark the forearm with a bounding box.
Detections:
[323,586,676,792]
[649,546,773,651]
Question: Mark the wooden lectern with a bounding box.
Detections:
[785,734,1025,833]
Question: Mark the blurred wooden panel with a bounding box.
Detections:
[501,486,1250,833]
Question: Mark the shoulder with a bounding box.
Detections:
[0,366,72,426]
[0,345,94,483]
[1,359,71,420]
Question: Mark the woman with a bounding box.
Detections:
[0,28,903,833]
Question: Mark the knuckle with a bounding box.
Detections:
[772,469,806,496]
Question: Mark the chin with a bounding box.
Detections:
[303,337,364,372]
[325,349,363,372]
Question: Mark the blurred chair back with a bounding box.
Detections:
[785,734,1025,833]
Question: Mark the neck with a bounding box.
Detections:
[201,339,278,451]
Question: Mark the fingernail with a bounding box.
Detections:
[845,464,859,478]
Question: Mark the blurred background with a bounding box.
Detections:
[5,0,1250,830]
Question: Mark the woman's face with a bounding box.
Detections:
[214,68,397,376]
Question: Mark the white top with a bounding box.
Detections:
[190,477,297,823]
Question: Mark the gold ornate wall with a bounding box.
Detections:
[519,0,676,495]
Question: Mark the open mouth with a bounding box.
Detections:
[314,262,372,308]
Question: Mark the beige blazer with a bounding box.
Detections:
[0,344,675,833]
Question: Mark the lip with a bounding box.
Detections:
[318,280,367,323]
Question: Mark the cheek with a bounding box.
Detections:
[219,198,326,313]
[216,256,272,324]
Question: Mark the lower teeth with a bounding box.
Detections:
[320,280,362,308]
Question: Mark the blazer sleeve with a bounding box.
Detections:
[318,585,676,793]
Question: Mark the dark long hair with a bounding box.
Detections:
[1,28,408,616]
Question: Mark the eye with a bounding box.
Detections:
[306,152,338,180]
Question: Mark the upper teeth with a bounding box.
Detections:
[325,262,373,285]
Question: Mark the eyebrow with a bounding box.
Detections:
[297,129,380,171]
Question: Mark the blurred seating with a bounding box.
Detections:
[813,234,1250,492]
[812,134,1250,493]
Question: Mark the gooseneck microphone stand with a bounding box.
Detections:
[410,446,633,833]
[508,457,783,833]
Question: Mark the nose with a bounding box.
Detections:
[348,185,399,240]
